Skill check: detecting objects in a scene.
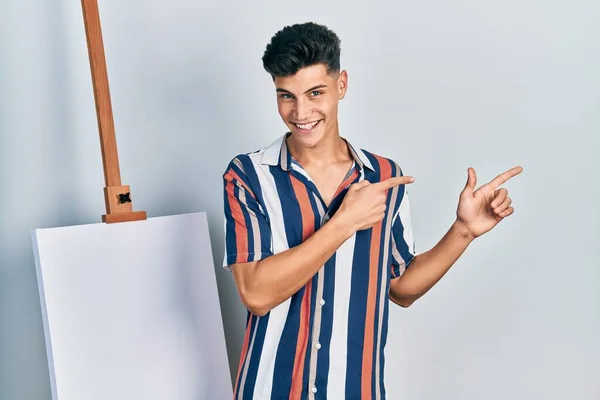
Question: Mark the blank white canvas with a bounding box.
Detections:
[32,212,232,400]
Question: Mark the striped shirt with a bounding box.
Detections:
[222,133,416,400]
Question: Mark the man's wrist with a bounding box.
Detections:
[451,220,476,243]
[328,213,356,240]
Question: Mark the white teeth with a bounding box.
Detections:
[295,121,319,130]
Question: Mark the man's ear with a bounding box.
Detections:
[338,70,348,99]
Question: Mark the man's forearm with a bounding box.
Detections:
[389,221,475,307]
[233,215,354,316]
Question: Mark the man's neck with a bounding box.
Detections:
[287,130,352,168]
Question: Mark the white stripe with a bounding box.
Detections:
[249,159,292,399]
[307,266,325,399]
[355,148,374,171]
[259,135,285,166]
[326,233,356,399]
[398,190,415,256]
[222,216,228,268]
[233,157,245,172]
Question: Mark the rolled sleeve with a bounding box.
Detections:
[390,188,416,279]
[222,157,273,270]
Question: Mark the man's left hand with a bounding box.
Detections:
[455,166,523,239]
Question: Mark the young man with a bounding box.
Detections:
[222,22,522,400]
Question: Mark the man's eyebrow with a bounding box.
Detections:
[275,84,328,94]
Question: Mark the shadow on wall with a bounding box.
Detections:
[0,2,88,399]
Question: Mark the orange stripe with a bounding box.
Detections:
[361,156,392,398]
[234,315,254,396]
[226,180,248,263]
[289,175,315,399]
[290,175,315,241]
[226,170,256,199]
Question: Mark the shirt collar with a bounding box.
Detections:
[260,132,374,172]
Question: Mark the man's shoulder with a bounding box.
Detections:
[224,150,262,166]
[223,135,284,175]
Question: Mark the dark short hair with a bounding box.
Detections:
[262,22,341,78]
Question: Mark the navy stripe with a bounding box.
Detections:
[362,151,380,179]
[273,168,303,248]
[380,294,390,399]
[223,180,238,264]
[271,288,304,399]
[315,255,336,393]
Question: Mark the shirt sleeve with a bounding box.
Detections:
[390,187,416,279]
[222,157,273,270]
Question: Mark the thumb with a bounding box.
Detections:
[463,167,477,193]
[349,180,370,192]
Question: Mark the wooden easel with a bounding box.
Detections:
[81,0,147,223]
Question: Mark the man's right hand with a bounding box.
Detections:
[334,176,415,233]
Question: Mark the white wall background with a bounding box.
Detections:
[1,0,598,399]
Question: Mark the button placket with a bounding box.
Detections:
[307,264,325,400]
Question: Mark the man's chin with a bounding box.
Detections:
[289,131,324,148]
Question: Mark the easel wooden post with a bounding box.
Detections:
[81,0,147,223]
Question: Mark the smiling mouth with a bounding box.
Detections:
[292,120,322,132]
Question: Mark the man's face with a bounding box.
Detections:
[274,64,347,148]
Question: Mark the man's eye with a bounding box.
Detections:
[279,93,293,99]
[311,91,322,97]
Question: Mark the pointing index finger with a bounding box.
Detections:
[488,166,523,189]
[375,176,415,190]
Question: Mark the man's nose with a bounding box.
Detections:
[293,98,311,121]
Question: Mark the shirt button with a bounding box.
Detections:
[320,299,325,306]
[315,343,321,350]
[312,387,317,393]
